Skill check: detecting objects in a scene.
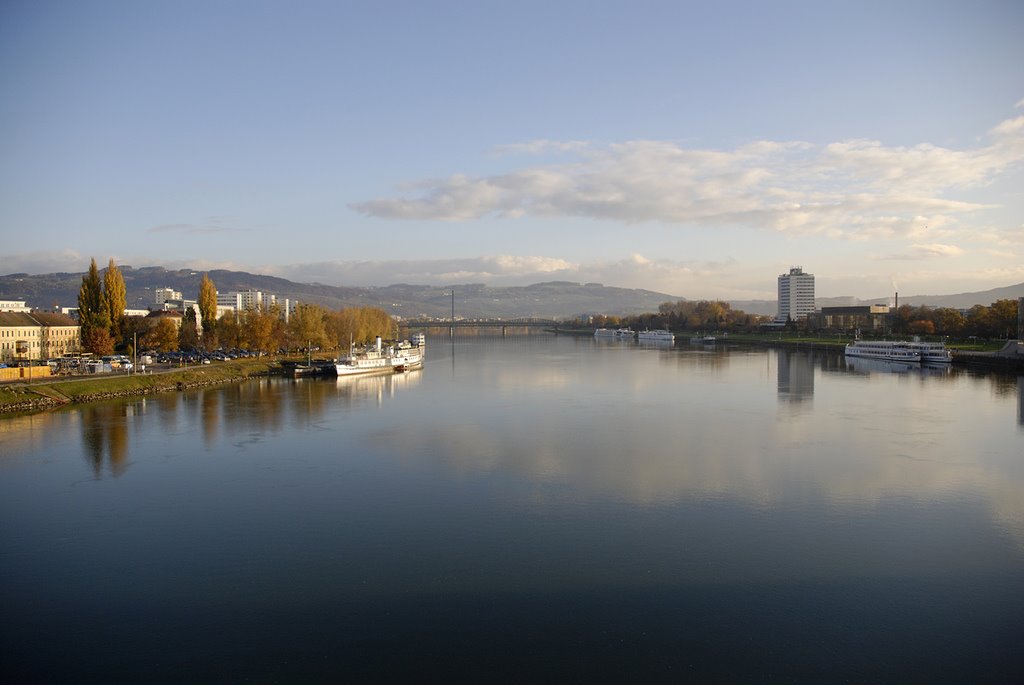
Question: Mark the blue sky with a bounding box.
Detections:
[1,0,1022,300]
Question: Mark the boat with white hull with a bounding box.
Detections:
[594,328,635,339]
[901,341,953,364]
[637,329,674,342]
[335,336,424,377]
[844,340,921,363]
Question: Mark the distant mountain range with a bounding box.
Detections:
[2,266,1021,320]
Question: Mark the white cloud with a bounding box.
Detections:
[910,243,965,257]
[876,242,966,261]
[147,216,246,235]
[0,249,88,275]
[352,110,1024,241]
[273,255,579,287]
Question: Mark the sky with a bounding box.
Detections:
[1,0,1022,301]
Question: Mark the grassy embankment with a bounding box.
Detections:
[0,358,280,414]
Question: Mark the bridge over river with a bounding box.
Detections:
[401,319,560,337]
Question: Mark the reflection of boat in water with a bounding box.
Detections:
[845,356,951,377]
[845,356,919,374]
[335,336,425,377]
[844,340,920,362]
[334,367,423,405]
[637,329,674,342]
[594,328,635,339]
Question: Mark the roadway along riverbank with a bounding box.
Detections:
[0,359,281,415]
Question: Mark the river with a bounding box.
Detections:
[2,334,1022,681]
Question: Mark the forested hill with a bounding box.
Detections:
[0,268,680,319]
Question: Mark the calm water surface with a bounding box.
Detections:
[2,335,1023,681]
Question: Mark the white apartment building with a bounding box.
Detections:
[776,266,815,323]
[216,290,295,322]
[217,289,269,312]
[154,288,183,306]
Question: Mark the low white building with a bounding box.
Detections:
[0,300,31,313]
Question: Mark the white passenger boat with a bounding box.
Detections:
[335,336,424,376]
[689,334,716,344]
[594,328,635,339]
[900,340,952,364]
[844,340,921,363]
[637,329,674,342]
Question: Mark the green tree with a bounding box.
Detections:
[988,299,1018,339]
[933,308,965,336]
[78,258,111,353]
[178,307,200,350]
[102,258,127,342]
[121,315,148,357]
[965,305,991,338]
[197,273,218,338]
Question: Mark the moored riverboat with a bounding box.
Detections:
[335,336,425,377]
[594,328,635,339]
[637,329,674,342]
[900,340,953,364]
[844,340,921,362]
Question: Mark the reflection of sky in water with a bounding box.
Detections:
[373,341,1024,548]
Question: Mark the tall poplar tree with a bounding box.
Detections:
[197,273,218,336]
[103,258,127,341]
[78,258,113,354]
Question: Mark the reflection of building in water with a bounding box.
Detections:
[1019,376,1023,427]
[777,350,814,402]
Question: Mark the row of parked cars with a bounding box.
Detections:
[148,348,263,365]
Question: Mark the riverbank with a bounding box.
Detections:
[553,328,1024,370]
[0,358,279,415]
